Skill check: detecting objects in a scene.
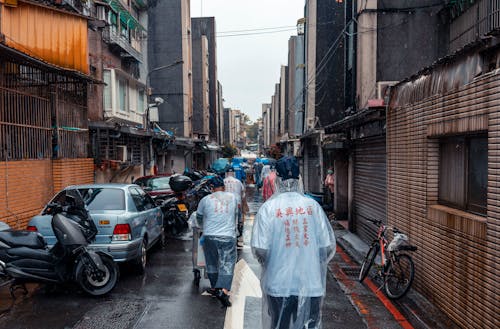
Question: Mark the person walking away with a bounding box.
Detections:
[324,168,335,211]
[262,165,277,201]
[224,168,247,248]
[254,158,264,189]
[251,156,336,329]
[196,176,238,307]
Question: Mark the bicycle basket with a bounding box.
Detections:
[388,233,409,251]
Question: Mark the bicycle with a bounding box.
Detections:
[358,218,417,299]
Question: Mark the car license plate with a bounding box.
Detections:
[177,204,187,212]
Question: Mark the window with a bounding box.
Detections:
[137,89,145,113]
[439,134,487,215]
[129,187,155,211]
[77,188,125,211]
[118,77,128,112]
[129,187,145,211]
[103,70,111,110]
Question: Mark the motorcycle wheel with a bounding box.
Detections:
[76,255,119,296]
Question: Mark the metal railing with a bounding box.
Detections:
[102,26,143,63]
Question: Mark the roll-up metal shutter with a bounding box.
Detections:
[353,136,386,243]
[306,140,321,193]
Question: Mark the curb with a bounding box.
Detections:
[332,224,459,329]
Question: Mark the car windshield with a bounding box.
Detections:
[150,177,171,190]
[76,188,125,210]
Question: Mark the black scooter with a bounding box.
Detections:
[0,190,119,296]
[162,195,190,236]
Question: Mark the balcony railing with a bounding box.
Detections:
[450,0,500,52]
[103,26,143,63]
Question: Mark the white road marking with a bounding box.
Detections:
[224,259,262,329]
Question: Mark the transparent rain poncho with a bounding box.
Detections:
[196,191,239,290]
[251,176,336,329]
[261,165,272,180]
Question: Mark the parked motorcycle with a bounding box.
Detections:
[162,175,192,236]
[186,175,214,213]
[0,190,119,296]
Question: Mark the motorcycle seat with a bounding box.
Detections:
[0,231,47,249]
[7,246,54,263]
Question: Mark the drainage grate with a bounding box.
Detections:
[340,266,361,278]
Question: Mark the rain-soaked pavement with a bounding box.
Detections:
[0,186,414,329]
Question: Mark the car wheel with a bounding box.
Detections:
[134,239,147,274]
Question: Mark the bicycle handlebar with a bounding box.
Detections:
[366,218,402,234]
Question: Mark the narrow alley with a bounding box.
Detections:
[0,186,455,329]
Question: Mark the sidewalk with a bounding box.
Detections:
[331,219,460,329]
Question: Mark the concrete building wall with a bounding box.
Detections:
[262,103,271,148]
[376,0,448,82]
[192,35,210,136]
[288,37,297,138]
[316,0,344,126]
[305,0,316,131]
[270,95,275,145]
[356,0,377,108]
[294,34,305,136]
[280,65,288,137]
[191,17,218,142]
[273,83,280,144]
[148,0,192,137]
[217,81,224,144]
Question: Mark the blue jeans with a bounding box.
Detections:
[203,236,237,290]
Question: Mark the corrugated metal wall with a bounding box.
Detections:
[387,70,499,328]
[1,1,89,73]
[353,136,387,243]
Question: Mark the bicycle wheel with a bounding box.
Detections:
[358,244,379,282]
[384,253,415,299]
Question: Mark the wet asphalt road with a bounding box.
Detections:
[0,186,367,329]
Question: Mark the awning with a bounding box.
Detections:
[324,107,385,134]
[104,0,145,31]
[0,42,102,84]
[89,120,151,137]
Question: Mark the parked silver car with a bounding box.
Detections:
[27,184,165,273]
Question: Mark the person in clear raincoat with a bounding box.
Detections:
[251,156,336,329]
[262,165,278,201]
[224,167,247,243]
[196,176,239,307]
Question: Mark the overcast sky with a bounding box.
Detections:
[191,0,305,122]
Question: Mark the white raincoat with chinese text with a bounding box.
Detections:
[251,185,335,328]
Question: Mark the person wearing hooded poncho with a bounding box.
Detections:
[196,176,238,308]
[251,156,336,329]
[261,165,277,201]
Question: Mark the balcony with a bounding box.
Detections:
[103,26,143,63]
[449,0,500,52]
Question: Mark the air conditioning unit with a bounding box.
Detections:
[116,146,127,162]
[376,81,399,99]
